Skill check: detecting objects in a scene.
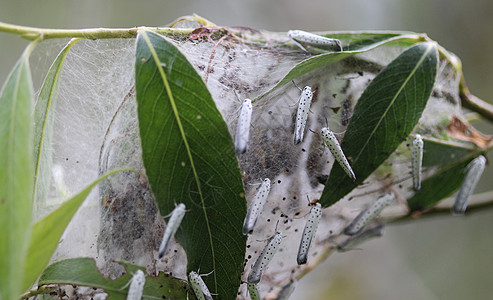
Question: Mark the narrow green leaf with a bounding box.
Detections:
[33,38,81,205]
[0,52,34,299]
[407,158,473,211]
[38,258,188,299]
[320,42,438,207]
[135,30,246,299]
[255,32,425,102]
[23,169,129,291]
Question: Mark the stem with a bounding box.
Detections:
[23,36,43,56]
[0,22,193,40]
[459,74,493,122]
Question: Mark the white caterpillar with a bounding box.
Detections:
[188,271,213,300]
[235,98,253,154]
[288,30,343,52]
[243,178,271,235]
[297,203,322,265]
[321,127,356,181]
[412,134,424,191]
[294,86,313,145]
[158,203,186,258]
[247,231,283,283]
[126,270,145,300]
[452,155,486,215]
[344,193,394,236]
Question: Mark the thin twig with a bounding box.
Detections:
[204,34,228,84]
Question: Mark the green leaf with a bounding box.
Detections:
[33,38,81,205]
[135,30,246,299]
[23,169,129,291]
[255,32,425,102]
[320,42,438,207]
[422,137,476,167]
[38,257,188,300]
[407,158,473,211]
[0,51,34,299]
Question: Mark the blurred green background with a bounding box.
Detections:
[1,1,492,299]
